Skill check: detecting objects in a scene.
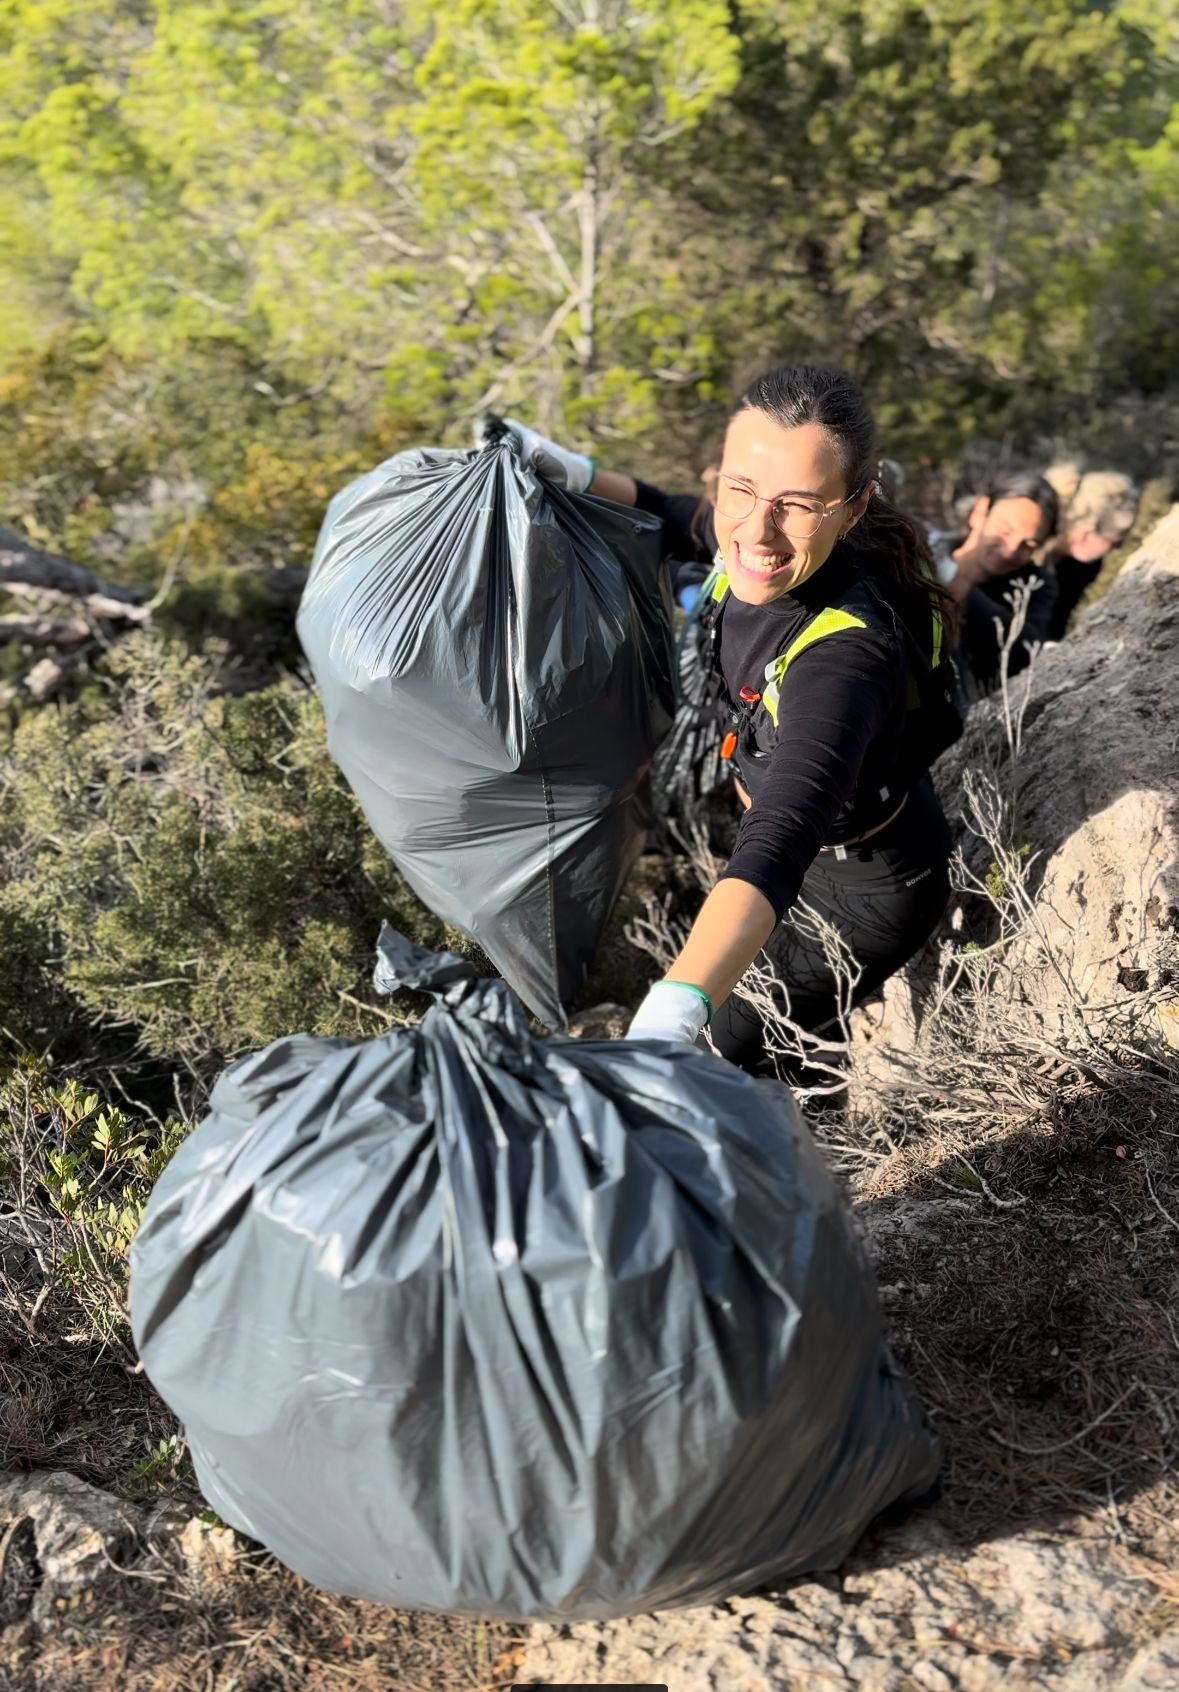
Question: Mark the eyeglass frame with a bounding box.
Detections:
[707,471,871,540]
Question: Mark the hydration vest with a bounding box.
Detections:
[695,561,962,838]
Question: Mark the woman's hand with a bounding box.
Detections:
[625,981,711,1045]
[944,534,1009,601]
[625,879,778,1044]
[477,416,595,493]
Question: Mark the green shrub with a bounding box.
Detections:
[0,632,460,1071]
[0,1056,187,1346]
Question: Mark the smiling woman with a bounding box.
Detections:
[498,365,960,1075]
[929,468,1060,696]
[710,414,869,601]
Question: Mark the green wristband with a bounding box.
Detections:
[586,456,598,491]
[663,980,713,1026]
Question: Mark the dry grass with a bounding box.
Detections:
[0,1302,175,1487]
[631,853,1179,1566]
[1,1528,524,1691]
[847,1078,1179,1563]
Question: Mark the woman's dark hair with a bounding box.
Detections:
[734,364,954,634]
[977,468,1060,537]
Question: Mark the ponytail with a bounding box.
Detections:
[845,485,958,639]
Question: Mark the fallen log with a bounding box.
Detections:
[0,525,151,702]
[0,526,144,606]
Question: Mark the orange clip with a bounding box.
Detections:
[720,731,738,760]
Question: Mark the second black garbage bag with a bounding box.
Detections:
[130,928,940,1623]
[296,433,676,1028]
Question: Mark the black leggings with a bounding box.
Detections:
[710,777,952,1075]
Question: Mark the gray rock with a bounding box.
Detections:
[519,1524,1174,1690]
[0,1470,143,1627]
[565,1002,630,1039]
[849,503,1179,1092]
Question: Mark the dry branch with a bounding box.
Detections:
[0,525,152,700]
[0,613,94,649]
[3,579,151,623]
[0,526,144,607]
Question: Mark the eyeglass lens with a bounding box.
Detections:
[715,477,827,538]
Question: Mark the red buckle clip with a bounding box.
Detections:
[738,686,762,704]
[720,731,738,760]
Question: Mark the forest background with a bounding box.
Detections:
[0,0,1177,1474]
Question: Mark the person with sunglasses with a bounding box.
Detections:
[494,364,956,1074]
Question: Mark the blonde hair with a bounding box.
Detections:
[1043,462,1138,540]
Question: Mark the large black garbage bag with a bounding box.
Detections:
[130,928,940,1622]
[296,436,675,1029]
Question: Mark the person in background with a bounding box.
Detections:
[926,471,1059,696]
[493,366,956,1073]
[1040,463,1139,642]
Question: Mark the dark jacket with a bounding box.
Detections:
[929,531,1057,694]
[1045,555,1102,642]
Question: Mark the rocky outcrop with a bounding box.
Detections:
[0,1470,144,1648]
[519,1523,1176,1690]
[852,504,1179,1088]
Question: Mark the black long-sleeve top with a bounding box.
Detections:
[930,531,1057,690]
[635,480,919,922]
[1045,555,1101,642]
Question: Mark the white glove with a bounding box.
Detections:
[477,415,595,493]
[625,981,712,1046]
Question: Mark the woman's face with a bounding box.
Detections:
[1066,523,1128,565]
[712,411,870,607]
[966,494,1053,573]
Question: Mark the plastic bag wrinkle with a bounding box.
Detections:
[132,935,940,1620]
[298,441,674,1025]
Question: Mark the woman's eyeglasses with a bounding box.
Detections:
[710,473,865,540]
